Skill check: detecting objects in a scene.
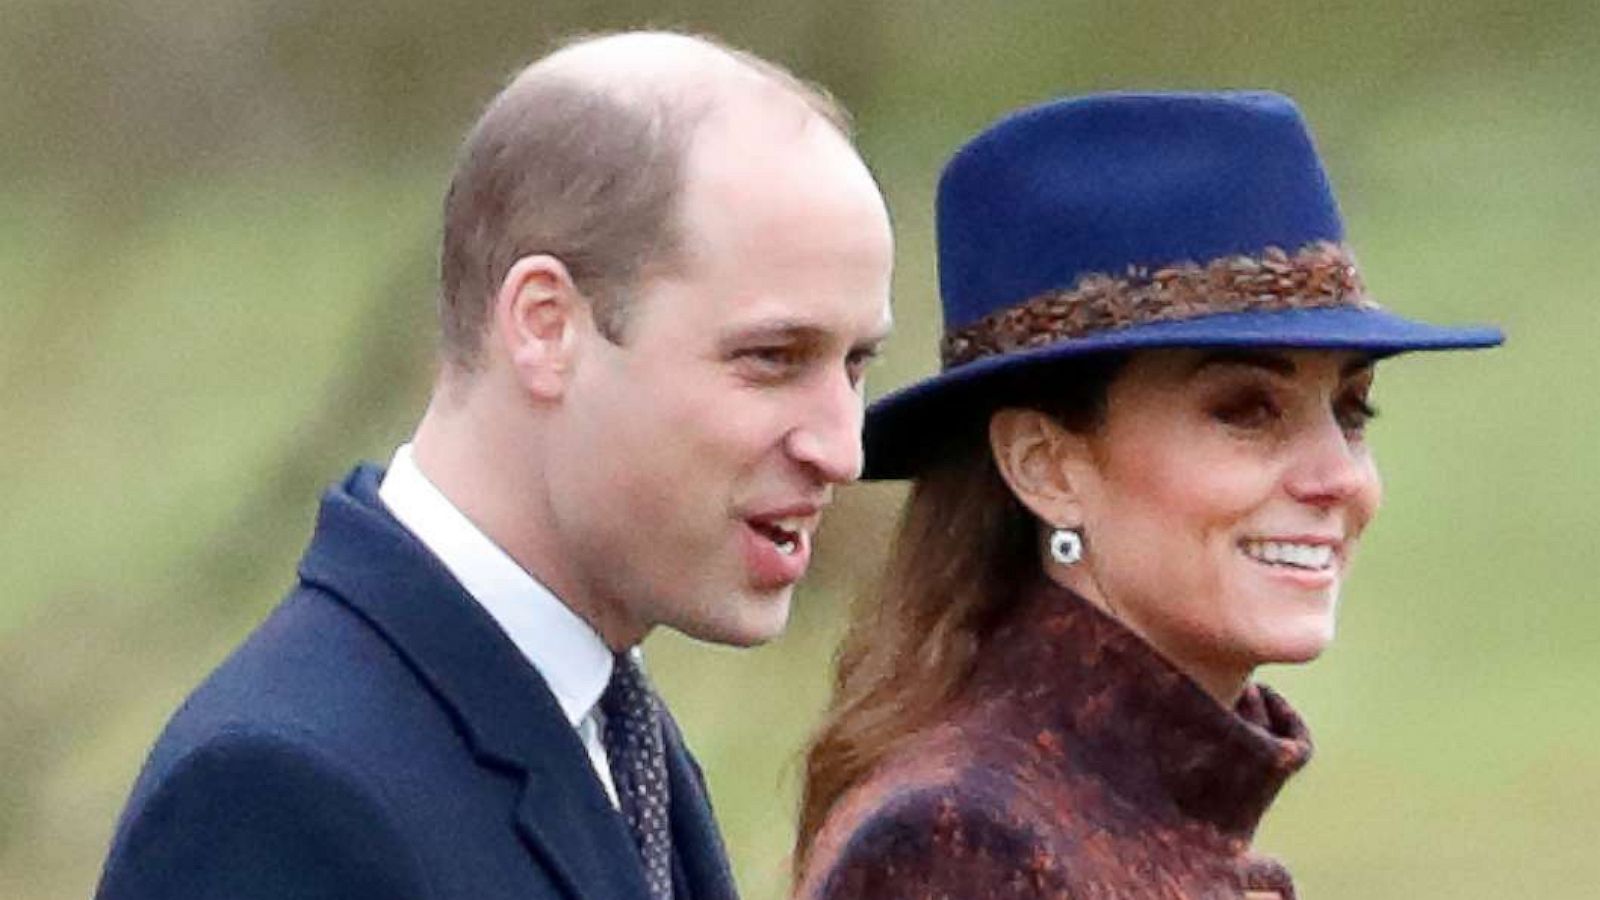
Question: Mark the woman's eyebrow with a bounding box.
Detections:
[1341,355,1376,377]
[1189,350,1296,377]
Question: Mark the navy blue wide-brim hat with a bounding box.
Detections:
[864,91,1503,479]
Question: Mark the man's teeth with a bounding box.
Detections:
[762,518,805,555]
[1242,540,1334,571]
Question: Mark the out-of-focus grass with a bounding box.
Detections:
[6,13,1600,900]
[0,168,437,633]
[0,165,440,897]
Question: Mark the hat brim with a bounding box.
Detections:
[863,306,1503,480]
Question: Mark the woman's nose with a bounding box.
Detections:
[1284,416,1381,513]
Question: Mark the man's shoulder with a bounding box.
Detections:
[173,463,461,744]
[99,584,449,898]
[146,585,428,777]
[96,716,439,900]
[101,574,592,900]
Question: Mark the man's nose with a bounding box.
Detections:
[785,373,866,484]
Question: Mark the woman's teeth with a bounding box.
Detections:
[1242,540,1334,571]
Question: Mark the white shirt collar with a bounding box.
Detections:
[377,443,613,728]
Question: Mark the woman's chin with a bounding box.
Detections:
[1248,616,1337,668]
[1238,576,1341,658]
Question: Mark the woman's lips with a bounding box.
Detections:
[1240,539,1336,571]
[1238,535,1345,588]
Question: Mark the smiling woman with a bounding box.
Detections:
[995,347,1385,704]
[793,92,1500,900]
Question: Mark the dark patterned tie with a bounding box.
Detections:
[601,652,674,900]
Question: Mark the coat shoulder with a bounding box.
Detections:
[99,586,458,899]
[801,766,1075,900]
[161,584,440,758]
[97,726,432,900]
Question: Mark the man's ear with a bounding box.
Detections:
[988,408,1089,529]
[493,254,589,400]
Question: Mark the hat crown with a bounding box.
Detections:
[864,90,1500,480]
[936,91,1345,331]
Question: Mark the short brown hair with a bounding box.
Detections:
[437,32,852,371]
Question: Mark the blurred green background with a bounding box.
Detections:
[3,1,1596,897]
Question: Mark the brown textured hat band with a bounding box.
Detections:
[940,241,1378,368]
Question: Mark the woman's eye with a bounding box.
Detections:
[1212,390,1280,429]
[1336,396,1379,436]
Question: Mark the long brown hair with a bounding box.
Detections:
[794,355,1125,876]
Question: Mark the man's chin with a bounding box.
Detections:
[677,588,795,648]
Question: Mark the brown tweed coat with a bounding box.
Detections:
[798,579,1313,900]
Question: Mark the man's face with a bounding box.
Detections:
[545,108,894,648]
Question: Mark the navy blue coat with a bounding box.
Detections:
[97,465,739,900]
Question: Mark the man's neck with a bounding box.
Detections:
[409,390,647,651]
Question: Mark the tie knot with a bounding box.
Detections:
[601,651,655,722]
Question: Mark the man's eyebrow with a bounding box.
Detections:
[718,317,893,352]
[853,318,893,354]
[717,321,825,348]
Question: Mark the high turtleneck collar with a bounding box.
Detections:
[969,577,1313,845]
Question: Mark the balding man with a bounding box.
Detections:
[96,31,894,900]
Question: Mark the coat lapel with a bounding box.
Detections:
[515,765,651,900]
[297,465,649,900]
[663,718,740,900]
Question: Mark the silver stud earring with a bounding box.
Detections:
[1048,527,1083,566]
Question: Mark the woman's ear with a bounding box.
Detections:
[988,408,1089,529]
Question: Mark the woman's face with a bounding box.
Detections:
[1058,348,1383,701]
